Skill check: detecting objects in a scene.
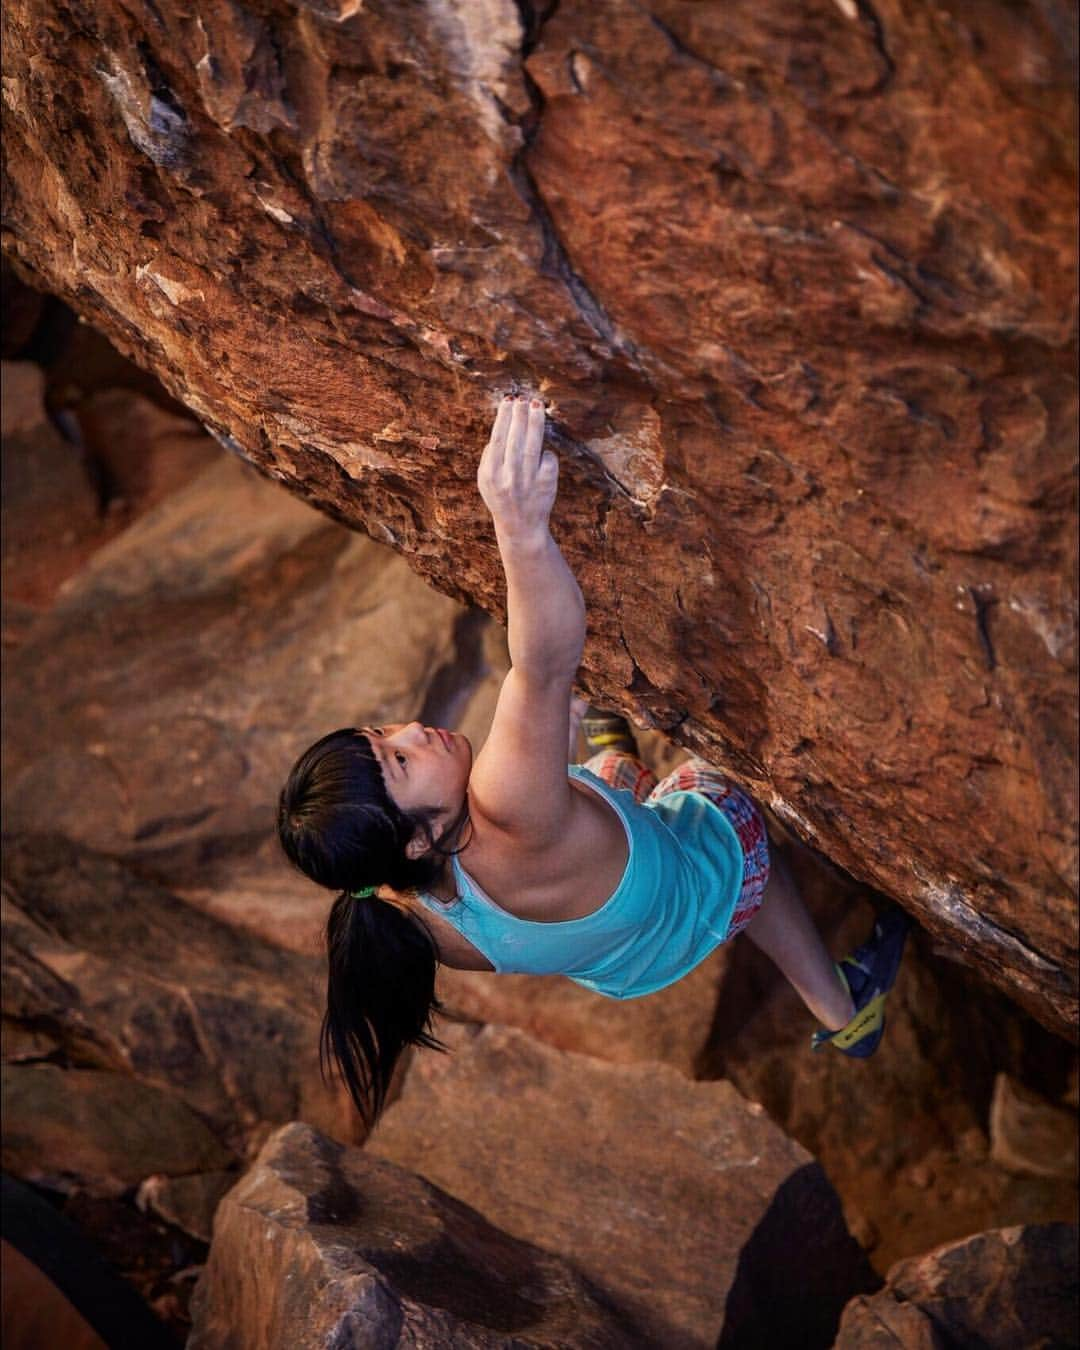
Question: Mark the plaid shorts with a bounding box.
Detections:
[583,750,770,939]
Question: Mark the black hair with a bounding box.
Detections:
[277,727,471,1125]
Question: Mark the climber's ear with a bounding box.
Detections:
[405,816,443,861]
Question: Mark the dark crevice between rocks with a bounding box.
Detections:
[263,128,366,296]
[2,1173,196,1348]
[969,585,998,671]
[853,0,897,97]
[717,1163,881,1350]
[643,7,739,95]
[545,419,647,515]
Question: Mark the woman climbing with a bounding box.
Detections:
[278,393,910,1124]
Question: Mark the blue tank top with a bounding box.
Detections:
[415,764,745,999]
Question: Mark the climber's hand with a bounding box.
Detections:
[478,394,558,543]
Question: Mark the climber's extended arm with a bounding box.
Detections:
[468,395,584,843]
[497,528,585,679]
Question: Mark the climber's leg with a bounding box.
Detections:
[742,852,856,1031]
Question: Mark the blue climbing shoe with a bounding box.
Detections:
[811,907,912,1058]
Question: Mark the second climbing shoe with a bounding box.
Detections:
[581,705,637,756]
[811,906,912,1059]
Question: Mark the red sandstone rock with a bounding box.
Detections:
[989,1072,1079,1180]
[433,947,727,1078]
[188,1120,641,1349]
[1,835,355,1158]
[834,1223,1080,1349]
[1,1064,233,1196]
[2,0,1074,1037]
[369,1023,877,1347]
[1,361,104,637]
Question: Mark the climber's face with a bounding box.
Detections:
[360,723,472,855]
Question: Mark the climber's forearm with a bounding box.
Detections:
[496,525,586,680]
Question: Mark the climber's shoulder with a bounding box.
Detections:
[467,665,575,847]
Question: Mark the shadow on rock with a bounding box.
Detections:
[717,1161,880,1350]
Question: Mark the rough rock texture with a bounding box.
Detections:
[1,834,355,1165]
[834,1223,1080,1349]
[1,1063,233,1195]
[369,1023,877,1348]
[1,0,1076,1037]
[188,1120,642,1349]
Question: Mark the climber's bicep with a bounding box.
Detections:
[468,666,574,845]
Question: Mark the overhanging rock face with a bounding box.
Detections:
[2,0,1076,1037]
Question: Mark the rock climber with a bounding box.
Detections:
[278,393,910,1122]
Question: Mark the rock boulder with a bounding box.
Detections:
[188,1120,641,1349]
[369,1023,877,1348]
[835,1223,1079,1349]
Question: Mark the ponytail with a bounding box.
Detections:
[278,727,469,1126]
[321,889,444,1125]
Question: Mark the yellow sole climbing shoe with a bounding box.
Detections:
[582,706,637,756]
[812,907,912,1059]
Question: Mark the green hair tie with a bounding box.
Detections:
[349,886,378,900]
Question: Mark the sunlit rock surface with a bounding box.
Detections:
[2,0,1076,1037]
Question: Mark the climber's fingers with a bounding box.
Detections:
[478,394,557,534]
[482,393,545,479]
[503,394,545,476]
[521,396,546,474]
[482,396,515,476]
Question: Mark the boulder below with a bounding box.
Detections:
[834,1223,1079,1349]
[369,1023,877,1348]
[188,1120,641,1349]
[0,443,468,873]
[1,1063,232,1196]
